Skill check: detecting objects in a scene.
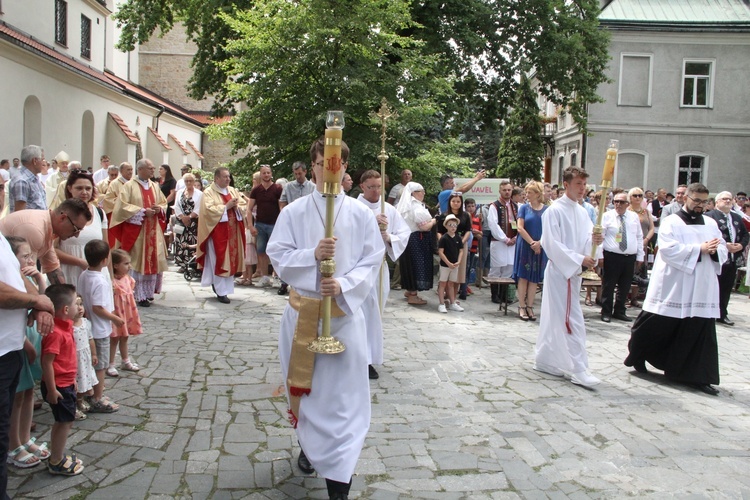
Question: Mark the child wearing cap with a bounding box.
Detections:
[437,214,465,313]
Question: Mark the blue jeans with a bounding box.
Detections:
[0,350,22,500]
[460,251,479,296]
[481,230,492,271]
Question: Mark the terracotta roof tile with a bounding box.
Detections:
[108,113,140,144]
[186,112,233,125]
[148,127,172,150]
[185,140,204,159]
[168,134,190,155]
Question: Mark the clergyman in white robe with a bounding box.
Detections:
[534,194,596,378]
[357,193,410,366]
[267,190,385,484]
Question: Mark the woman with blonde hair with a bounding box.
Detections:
[512,180,548,320]
[628,187,654,305]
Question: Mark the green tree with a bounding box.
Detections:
[496,76,543,183]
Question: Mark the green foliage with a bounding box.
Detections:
[496,76,543,183]
[114,0,611,187]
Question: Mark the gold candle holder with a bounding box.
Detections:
[308,110,346,355]
[581,139,619,281]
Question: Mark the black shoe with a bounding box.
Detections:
[601,315,611,323]
[329,494,348,500]
[692,384,720,396]
[217,295,231,304]
[277,284,288,296]
[633,361,648,373]
[368,365,379,380]
[458,293,467,301]
[717,317,734,326]
[612,313,632,322]
[297,449,314,474]
[137,300,151,307]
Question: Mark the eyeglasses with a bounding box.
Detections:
[362,184,380,191]
[613,200,629,205]
[65,213,83,234]
[631,194,643,198]
[686,196,708,206]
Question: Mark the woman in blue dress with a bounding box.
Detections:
[512,181,548,320]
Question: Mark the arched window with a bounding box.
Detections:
[570,152,577,167]
[24,96,42,146]
[81,111,95,169]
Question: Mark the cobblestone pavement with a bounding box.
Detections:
[8,267,750,499]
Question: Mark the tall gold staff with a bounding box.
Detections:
[308,111,346,354]
[373,98,398,312]
[581,139,619,280]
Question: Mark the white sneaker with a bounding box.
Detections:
[437,304,447,313]
[259,276,273,287]
[448,302,464,312]
[533,363,564,377]
[570,371,601,387]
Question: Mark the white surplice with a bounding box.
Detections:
[357,194,411,365]
[487,200,516,278]
[267,191,385,483]
[534,195,594,375]
[643,213,727,319]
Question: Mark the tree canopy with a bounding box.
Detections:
[114,0,610,190]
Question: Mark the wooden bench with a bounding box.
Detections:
[483,277,516,315]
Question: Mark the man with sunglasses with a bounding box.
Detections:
[599,191,644,323]
[0,199,91,285]
[625,183,727,396]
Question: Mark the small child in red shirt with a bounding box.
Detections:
[41,284,84,476]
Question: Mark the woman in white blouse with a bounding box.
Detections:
[173,173,203,272]
[396,182,437,305]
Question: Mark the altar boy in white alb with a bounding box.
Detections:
[356,169,410,380]
[625,183,727,396]
[533,167,603,388]
[266,138,385,500]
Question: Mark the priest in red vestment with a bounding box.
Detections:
[110,159,168,307]
[196,167,246,304]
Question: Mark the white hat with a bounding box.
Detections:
[444,214,459,224]
[55,151,70,163]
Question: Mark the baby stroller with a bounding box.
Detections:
[183,253,201,282]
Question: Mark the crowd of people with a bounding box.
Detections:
[1,142,749,500]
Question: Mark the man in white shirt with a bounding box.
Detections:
[599,191,644,323]
[386,169,412,205]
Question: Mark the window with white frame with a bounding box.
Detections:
[677,155,705,185]
[681,60,714,108]
[81,15,91,59]
[619,53,652,106]
[55,0,67,46]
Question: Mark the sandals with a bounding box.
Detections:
[106,366,119,377]
[75,409,88,420]
[7,445,41,468]
[24,437,50,461]
[47,454,84,476]
[518,306,529,321]
[88,398,119,413]
[234,278,253,286]
[121,360,141,372]
[584,298,594,307]
[526,306,537,321]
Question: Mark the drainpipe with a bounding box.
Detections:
[153,106,165,131]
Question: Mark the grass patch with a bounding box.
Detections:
[69,484,97,500]
[436,468,478,476]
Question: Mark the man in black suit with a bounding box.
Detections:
[707,191,749,326]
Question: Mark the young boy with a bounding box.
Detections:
[41,284,84,475]
[77,239,124,413]
[461,198,482,298]
[437,214,465,313]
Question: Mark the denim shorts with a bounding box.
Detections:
[255,222,275,254]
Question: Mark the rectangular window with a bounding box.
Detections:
[681,60,714,108]
[618,53,652,106]
[81,15,91,59]
[678,155,704,185]
[55,0,67,46]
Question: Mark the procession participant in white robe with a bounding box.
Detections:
[45,152,70,208]
[356,169,410,380]
[625,183,727,396]
[534,167,603,388]
[487,180,518,303]
[196,167,246,304]
[267,138,384,500]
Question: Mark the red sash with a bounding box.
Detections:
[119,184,165,275]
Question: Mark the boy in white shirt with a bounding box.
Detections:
[77,239,124,413]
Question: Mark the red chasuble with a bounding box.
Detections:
[200,192,246,276]
[119,184,166,275]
